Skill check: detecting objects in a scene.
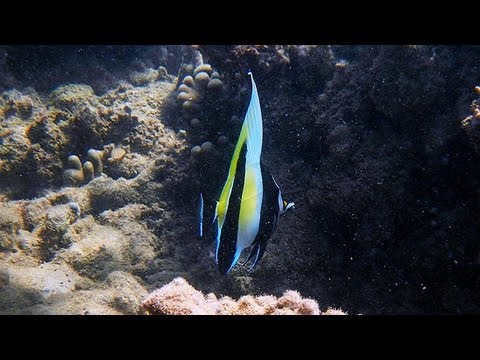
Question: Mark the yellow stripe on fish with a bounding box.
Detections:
[215,126,247,228]
[239,166,261,224]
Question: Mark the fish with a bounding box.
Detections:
[199,193,204,238]
[214,71,294,275]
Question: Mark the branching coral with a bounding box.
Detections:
[141,277,346,315]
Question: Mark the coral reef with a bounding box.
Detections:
[0,46,182,94]
[141,277,344,315]
[0,64,193,314]
[0,71,183,198]
[1,45,479,315]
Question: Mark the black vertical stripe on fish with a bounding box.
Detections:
[217,144,247,274]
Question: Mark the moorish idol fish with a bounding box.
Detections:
[213,72,295,275]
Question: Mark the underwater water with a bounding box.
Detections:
[0,45,479,314]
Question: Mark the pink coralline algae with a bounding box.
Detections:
[141,277,346,315]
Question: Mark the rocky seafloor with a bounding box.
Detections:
[0,45,479,314]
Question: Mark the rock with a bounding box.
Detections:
[49,84,96,113]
